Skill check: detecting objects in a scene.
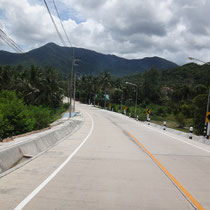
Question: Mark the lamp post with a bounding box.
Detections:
[188,57,210,66]
[115,88,123,111]
[188,57,210,138]
[125,82,138,118]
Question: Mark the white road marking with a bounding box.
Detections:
[14,111,94,210]
[140,123,210,153]
[97,107,210,153]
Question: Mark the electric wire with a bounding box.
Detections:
[0,28,24,52]
[0,28,24,53]
[43,0,67,46]
[0,34,20,52]
[52,0,75,57]
[52,0,73,48]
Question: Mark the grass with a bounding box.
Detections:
[101,103,194,134]
[151,116,193,133]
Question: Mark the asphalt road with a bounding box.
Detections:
[0,103,210,210]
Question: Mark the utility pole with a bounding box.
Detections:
[69,57,80,118]
[73,70,76,112]
[206,88,210,138]
[69,58,74,118]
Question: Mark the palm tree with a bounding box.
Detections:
[100,71,112,108]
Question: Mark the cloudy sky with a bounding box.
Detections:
[0,0,210,65]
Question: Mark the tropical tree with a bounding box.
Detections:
[142,67,161,104]
[100,71,112,107]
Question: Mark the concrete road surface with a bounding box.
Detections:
[0,103,210,210]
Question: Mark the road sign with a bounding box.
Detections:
[206,112,210,123]
[146,108,151,114]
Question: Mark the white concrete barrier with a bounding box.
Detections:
[0,119,81,174]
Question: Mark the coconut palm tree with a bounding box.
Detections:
[100,71,112,108]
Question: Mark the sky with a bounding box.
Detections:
[0,0,210,65]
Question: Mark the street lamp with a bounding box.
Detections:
[115,88,123,111]
[125,82,138,118]
[188,57,210,138]
[188,57,210,65]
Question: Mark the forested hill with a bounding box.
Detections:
[0,43,178,77]
[124,63,210,87]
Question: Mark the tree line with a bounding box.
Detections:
[0,65,66,140]
[75,63,210,135]
[0,62,209,139]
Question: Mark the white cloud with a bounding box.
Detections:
[0,0,210,64]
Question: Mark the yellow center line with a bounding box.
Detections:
[126,131,204,210]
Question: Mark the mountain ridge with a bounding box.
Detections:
[0,42,178,76]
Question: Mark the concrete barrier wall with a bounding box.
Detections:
[0,119,81,174]
[0,147,23,172]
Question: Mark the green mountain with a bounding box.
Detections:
[0,43,178,76]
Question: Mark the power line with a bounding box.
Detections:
[43,0,67,46]
[0,28,23,52]
[52,0,73,48]
[0,33,19,52]
[45,0,78,117]
[0,28,24,53]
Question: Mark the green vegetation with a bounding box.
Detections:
[75,63,210,135]
[0,65,66,140]
[0,61,209,139]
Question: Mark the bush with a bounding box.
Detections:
[63,103,70,110]
[180,104,192,118]
[29,106,52,130]
[137,112,147,121]
[0,90,35,139]
[0,90,68,140]
[166,107,172,114]
[156,107,166,117]
[175,112,186,128]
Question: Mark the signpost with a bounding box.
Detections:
[146,108,151,124]
[109,104,112,110]
[124,106,127,115]
[206,112,210,123]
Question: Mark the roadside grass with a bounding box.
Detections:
[109,103,194,134]
[96,103,195,134]
[150,116,193,133]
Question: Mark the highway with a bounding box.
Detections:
[0,103,210,209]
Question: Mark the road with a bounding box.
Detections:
[0,103,210,209]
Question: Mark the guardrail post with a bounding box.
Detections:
[207,123,210,139]
[204,124,207,137]
[189,127,193,139]
[163,121,166,130]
